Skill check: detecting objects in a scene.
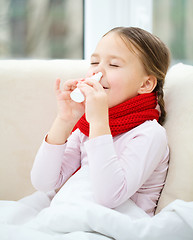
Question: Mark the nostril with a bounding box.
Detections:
[90,72,103,82]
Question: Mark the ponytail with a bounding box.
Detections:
[155,80,166,125]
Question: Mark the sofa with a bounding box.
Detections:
[0,59,193,215]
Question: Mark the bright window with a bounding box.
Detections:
[0,0,83,59]
[1,0,192,64]
[153,0,193,65]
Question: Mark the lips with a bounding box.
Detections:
[100,82,108,89]
[100,80,109,90]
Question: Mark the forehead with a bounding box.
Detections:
[93,32,136,58]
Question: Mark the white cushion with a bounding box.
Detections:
[156,63,193,213]
[0,59,89,200]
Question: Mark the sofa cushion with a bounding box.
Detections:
[156,63,193,213]
[0,60,89,200]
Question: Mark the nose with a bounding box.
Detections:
[93,67,104,80]
[87,61,105,80]
[93,72,103,83]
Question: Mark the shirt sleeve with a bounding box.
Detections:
[84,125,168,208]
[31,130,81,192]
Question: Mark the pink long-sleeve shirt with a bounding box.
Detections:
[31,120,169,216]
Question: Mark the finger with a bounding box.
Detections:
[77,82,96,97]
[55,79,71,100]
[55,79,61,94]
[63,78,84,91]
[63,79,77,91]
[82,78,104,92]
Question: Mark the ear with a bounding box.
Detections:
[138,75,157,94]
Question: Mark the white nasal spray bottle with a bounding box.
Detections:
[70,72,103,103]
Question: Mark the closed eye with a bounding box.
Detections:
[90,62,99,65]
[110,64,119,67]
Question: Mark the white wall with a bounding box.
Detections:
[84,0,152,59]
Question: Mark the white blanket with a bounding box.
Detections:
[0,166,193,240]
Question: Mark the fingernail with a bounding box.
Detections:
[78,79,84,84]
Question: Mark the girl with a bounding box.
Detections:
[31,27,170,216]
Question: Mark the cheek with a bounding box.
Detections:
[85,70,93,78]
[108,72,124,90]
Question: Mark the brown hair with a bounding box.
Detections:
[104,27,170,125]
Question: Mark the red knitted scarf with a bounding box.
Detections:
[74,92,159,137]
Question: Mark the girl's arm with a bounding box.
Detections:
[31,78,85,191]
[84,123,169,208]
[46,78,85,145]
[31,129,81,192]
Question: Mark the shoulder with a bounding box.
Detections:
[128,120,168,154]
[115,120,168,150]
[135,120,167,140]
[125,120,169,165]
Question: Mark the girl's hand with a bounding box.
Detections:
[55,78,85,124]
[46,79,85,145]
[77,78,111,138]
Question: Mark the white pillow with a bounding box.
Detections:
[156,63,193,213]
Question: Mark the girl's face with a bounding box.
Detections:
[87,32,149,108]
